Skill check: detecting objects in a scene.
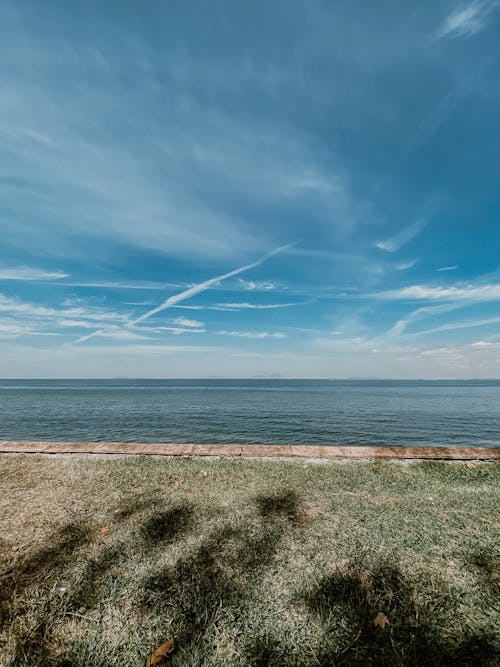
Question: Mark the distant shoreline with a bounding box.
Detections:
[2,377,500,382]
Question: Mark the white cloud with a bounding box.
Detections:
[58,319,104,329]
[62,307,130,323]
[470,340,500,348]
[0,266,69,281]
[375,283,500,302]
[438,1,497,39]
[237,278,277,291]
[436,265,458,272]
[381,283,500,338]
[172,316,204,328]
[216,331,287,339]
[71,328,154,344]
[375,217,430,252]
[140,326,206,335]
[92,330,154,341]
[0,294,132,342]
[396,260,417,271]
[0,294,58,317]
[64,280,187,290]
[387,303,466,337]
[412,316,500,336]
[169,301,310,311]
[284,170,343,196]
[0,30,352,268]
[0,321,32,337]
[215,300,310,310]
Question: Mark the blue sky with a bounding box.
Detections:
[1,0,499,378]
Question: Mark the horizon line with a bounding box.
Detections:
[1,377,500,382]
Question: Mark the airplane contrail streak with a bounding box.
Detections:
[71,242,294,344]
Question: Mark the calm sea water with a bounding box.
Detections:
[0,379,499,447]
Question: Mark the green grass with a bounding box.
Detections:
[0,454,498,666]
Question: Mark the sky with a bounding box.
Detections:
[1,0,499,378]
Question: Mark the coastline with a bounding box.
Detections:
[1,440,499,459]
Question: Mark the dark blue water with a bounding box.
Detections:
[0,379,499,447]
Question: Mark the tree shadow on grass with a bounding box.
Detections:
[0,521,91,625]
[139,489,303,661]
[465,547,500,600]
[1,496,197,667]
[141,503,194,546]
[0,520,92,667]
[255,490,301,522]
[296,559,499,667]
[243,633,301,666]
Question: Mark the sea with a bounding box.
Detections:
[1,379,499,447]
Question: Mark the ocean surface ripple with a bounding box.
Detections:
[1,379,499,447]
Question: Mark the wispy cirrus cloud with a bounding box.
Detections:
[387,303,463,337]
[396,260,417,271]
[375,283,500,302]
[237,278,277,291]
[169,300,311,312]
[1,10,352,267]
[437,265,458,272]
[0,293,130,332]
[216,330,286,339]
[72,328,155,342]
[142,326,206,335]
[375,217,430,252]
[0,266,68,281]
[70,324,206,344]
[58,319,106,329]
[63,280,188,291]
[0,320,62,338]
[172,316,204,328]
[382,281,500,338]
[412,315,500,336]
[438,1,498,39]
[214,300,312,311]
[0,294,57,318]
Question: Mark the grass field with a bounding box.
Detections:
[0,453,498,666]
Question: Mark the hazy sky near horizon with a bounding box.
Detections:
[1,0,500,378]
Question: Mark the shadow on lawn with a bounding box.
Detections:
[292,560,499,667]
[0,521,91,624]
[0,520,93,666]
[466,547,500,600]
[141,503,194,545]
[140,489,301,654]
[255,489,301,521]
[1,495,197,667]
[3,489,498,667]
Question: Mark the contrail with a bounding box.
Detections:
[72,328,106,345]
[72,242,294,344]
[127,243,293,327]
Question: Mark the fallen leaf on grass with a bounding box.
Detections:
[99,526,109,535]
[372,612,389,630]
[146,639,175,666]
[465,462,477,469]
[174,480,182,489]
[201,471,208,478]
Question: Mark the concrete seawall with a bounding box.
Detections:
[0,441,499,460]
